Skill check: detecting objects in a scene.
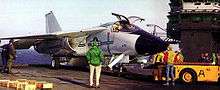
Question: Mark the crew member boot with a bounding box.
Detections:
[163,82,169,86]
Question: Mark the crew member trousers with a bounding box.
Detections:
[89,64,102,86]
[7,55,14,73]
[165,64,174,83]
[2,56,8,72]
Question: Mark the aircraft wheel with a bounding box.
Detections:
[51,57,60,69]
[179,69,197,84]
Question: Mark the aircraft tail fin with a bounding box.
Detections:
[45,11,62,33]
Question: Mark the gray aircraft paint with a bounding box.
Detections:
[0,12,168,61]
[43,12,145,56]
[86,30,140,56]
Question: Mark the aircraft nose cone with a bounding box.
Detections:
[134,31,169,55]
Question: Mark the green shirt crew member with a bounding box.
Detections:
[86,40,103,88]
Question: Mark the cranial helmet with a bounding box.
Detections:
[167,45,173,51]
[9,39,14,43]
[92,41,98,46]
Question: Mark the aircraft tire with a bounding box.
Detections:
[218,77,220,84]
[51,57,60,69]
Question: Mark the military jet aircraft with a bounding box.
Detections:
[0,11,168,68]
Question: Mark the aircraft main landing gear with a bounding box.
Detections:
[51,57,60,69]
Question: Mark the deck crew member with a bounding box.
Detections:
[163,45,176,86]
[7,39,16,74]
[86,38,104,88]
[1,44,9,73]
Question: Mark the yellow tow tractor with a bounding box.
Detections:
[174,62,220,83]
[154,54,220,84]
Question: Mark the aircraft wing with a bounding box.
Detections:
[0,28,106,49]
[0,34,59,40]
[0,34,59,49]
[0,27,106,40]
[57,27,106,38]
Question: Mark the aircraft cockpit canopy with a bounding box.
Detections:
[112,20,133,32]
[110,13,145,33]
[112,20,144,33]
[100,13,145,33]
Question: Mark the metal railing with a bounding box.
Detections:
[146,24,181,44]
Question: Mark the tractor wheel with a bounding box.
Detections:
[179,69,197,84]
